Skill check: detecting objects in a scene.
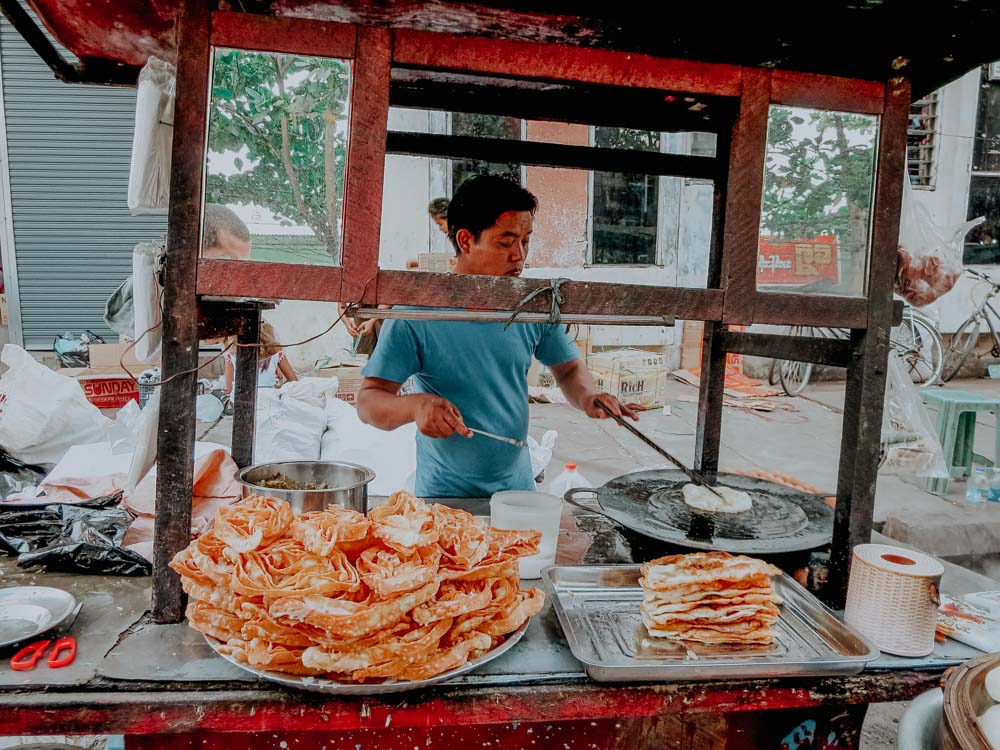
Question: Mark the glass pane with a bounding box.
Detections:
[965,175,1000,264]
[451,113,522,190]
[203,48,351,266]
[592,127,661,265]
[757,106,878,296]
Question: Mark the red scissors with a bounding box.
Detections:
[10,637,77,672]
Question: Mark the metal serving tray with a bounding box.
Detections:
[542,565,878,682]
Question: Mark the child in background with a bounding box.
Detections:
[223,321,298,406]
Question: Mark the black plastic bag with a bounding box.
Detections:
[0,493,151,576]
[0,450,47,500]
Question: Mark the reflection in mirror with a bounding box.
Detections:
[203,48,351,266]
[757,106,878,297]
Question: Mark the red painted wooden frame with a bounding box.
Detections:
[210,12,357,59]
[393,30,742,97]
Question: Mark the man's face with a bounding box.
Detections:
[432,216,449,235]
[454,210,532,277]
[203,228,251,261]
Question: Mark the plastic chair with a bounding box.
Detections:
[921,389,1000,495]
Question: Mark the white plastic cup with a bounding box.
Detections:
[490,490,562,579]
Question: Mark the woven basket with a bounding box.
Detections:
[844,543,943,657]
[941,652,1000,750]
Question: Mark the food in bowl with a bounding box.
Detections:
[255,473,331,491]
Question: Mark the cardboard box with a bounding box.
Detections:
[60,367,139,409]
[316,365,365,403]
[589,347,668,409]
[88,342,157,372]
[0,294,7,326]
[417,253,455,274]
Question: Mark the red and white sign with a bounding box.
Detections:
[757,236,839,286]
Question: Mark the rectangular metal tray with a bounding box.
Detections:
[542,565,879,682]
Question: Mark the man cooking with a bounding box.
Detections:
[357,175,637,498]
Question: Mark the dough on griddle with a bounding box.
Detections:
[681,483,752,513]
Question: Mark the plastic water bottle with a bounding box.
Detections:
[547,462,593,499]
[988,468,1000,503]
[967,466,990,504]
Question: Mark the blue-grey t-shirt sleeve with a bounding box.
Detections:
[362,319,421,384]
[535,324,580,367]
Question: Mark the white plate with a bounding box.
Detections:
[204,619,529,694]
[0,586,78,648]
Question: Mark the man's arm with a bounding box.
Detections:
[357,377,474,438]
[550,358,638,420]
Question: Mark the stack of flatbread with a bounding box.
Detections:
[639,551,783,645]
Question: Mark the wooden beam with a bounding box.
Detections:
[210,12,357,58]
[197,259,343,302]
[390,68,736,135]
[231,311,260,470]
[340,27,392,303]
[393,30,742,97]
[826,76,911,608]
[747,294,871,329]
[386,132,721,179]
[376,271,725,321]
[152,0,211,625]
[718,331,852,368]
[771,70,884,115]
[720,69,770,324]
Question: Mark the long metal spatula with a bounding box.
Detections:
[595,400,728,502]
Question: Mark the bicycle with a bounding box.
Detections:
[768,305,944,396]
[941,268,1000,382]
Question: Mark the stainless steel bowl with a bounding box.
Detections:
[237,460,375,514]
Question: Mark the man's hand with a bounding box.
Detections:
[412,394,473,438]
[341,306,378,339]
[584,391,639,421]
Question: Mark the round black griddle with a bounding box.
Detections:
[565,469,833,555]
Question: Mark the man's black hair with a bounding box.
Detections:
[447,175,537,256]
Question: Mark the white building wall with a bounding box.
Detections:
[910,69,1000,332]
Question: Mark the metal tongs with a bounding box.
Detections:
[595,400,728,502]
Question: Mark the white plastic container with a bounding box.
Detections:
[490,491,562,579]
[547,462,593,499]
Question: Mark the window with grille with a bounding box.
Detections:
[907,92,938,189]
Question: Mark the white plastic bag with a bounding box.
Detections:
[128,390,160,492]
[279,376,340,409]
[320,397,416,496]
[528,429,558,483]
[128,57,175,215]
[896,175,984,307]
[880,350,949,478]
[132,241,164,362]
[254,389,326,463]
[0,345,113,467]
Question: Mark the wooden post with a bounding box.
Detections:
[693,128,731,481]
[826,76,910,607]
[230,311,260,469]
[151,0,211,624]
[339,27,392,303]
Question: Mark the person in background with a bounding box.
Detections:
[223,321,297,409]
[340,199,453,352]
[202,203,252,260]
[428,197,450,236]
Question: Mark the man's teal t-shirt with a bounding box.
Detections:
[362,316,579,498]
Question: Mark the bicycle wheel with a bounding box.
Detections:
[768,358,780,386]
[891,317,944,386]
[941,315,982,382]
[778,327,814,396]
